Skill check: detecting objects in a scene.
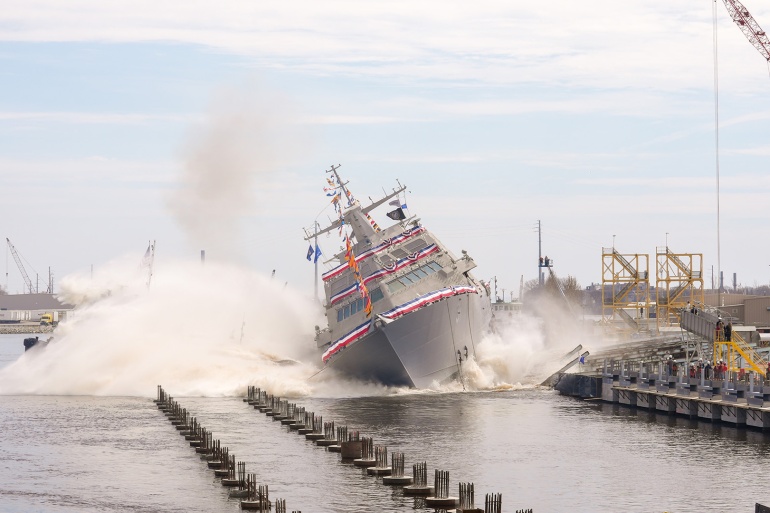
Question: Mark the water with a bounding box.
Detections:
[3,333,770,512]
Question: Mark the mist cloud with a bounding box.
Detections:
[167,82,309,262]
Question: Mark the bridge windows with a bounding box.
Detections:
[335,287,385,322]
[385,261,443,294]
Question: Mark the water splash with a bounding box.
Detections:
[0,257,324,397]
[309,313,577,397]
[461,312,589,392]
[0,255,579,398]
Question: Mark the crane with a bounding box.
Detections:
[721,0,770,63]
[6,238,34,294]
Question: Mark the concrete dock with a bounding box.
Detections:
[556,364,770,430]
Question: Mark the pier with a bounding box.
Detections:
[556,360,770,430]
[557,301,770,433]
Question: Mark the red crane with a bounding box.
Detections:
[721,0,770,62]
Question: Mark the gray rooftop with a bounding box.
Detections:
[0,294,73,311]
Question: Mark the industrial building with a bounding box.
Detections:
[0,294,73,324]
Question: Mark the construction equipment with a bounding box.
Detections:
[601,248,650,331]
[6,238,33,294]
[546,266,580,319]
[655,247,704,328]
[721,0,770,63]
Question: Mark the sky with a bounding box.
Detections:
[1,1,770,299]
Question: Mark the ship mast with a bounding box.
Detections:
[327,164,352,208]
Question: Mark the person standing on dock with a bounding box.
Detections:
[716,318,724,341]
[725,322,732,342]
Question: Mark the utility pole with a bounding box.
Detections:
[537,220,543,285]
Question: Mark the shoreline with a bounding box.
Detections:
[0,325,54,335]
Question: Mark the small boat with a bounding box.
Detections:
[23,336,50,351]
[305,166,491,388]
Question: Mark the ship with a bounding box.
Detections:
[305,166,492,388]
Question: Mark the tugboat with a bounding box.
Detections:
[305,166,491,388]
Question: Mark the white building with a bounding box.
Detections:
[0,294,73,324]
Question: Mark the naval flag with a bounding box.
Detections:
[141,244,152,267]
[306,244,314,261]
[314,244,322,263]
[386,207,406,221]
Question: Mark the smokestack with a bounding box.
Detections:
[201,250,205,265]
[733,272,737,291]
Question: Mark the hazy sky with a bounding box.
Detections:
[2,1,769,298]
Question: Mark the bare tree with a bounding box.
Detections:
[560,275,583,307]
[522,278,540,296]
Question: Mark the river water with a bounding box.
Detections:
[2,332,770,513]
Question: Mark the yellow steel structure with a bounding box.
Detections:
[601,248,649,331]
[713,331,767,374]
[655,247,704,328]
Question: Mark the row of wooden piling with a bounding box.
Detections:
[154,386,300,512]
[243,385,521,513]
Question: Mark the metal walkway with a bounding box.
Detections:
[680,309,767,374]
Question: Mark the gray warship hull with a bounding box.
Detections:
[325,292,488,388]
[307,168,491,388]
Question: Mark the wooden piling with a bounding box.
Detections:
[403,462,434,496]
[425,469,458,508]
[383,452,412,485]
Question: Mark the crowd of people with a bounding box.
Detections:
[686,358,729,380]
[657,355,770,381]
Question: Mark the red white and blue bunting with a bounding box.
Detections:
[328,243,439,305]
[321,226,426,282]
[379,286,478,321]
[322,285,479,363]
[322,320,372,363]
[363,244,439,285]
[329,283,360,305]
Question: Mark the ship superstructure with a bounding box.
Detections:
[305,166,491,388]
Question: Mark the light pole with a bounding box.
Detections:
[310,204,332,303]
[313,220,319,301]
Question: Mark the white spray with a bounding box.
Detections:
[0,258,325,397]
